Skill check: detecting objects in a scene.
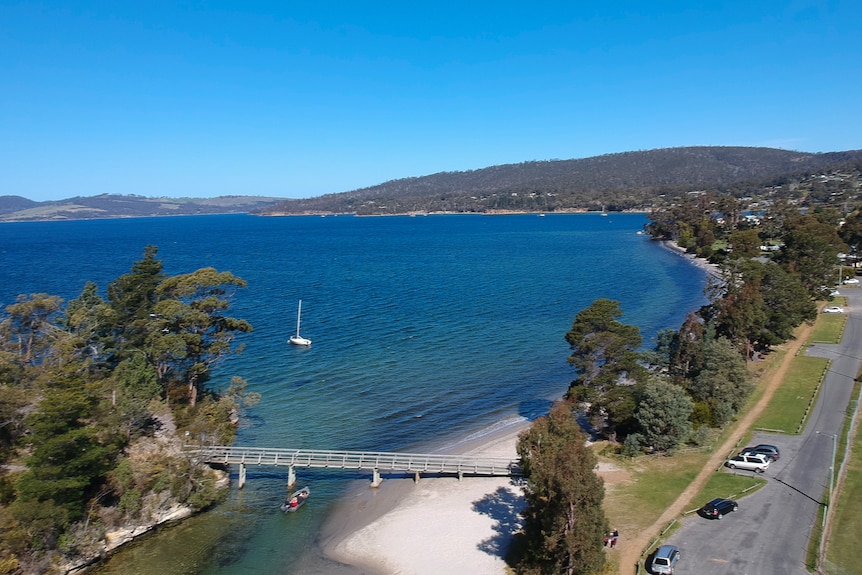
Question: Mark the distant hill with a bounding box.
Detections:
[258,146,862,215]
[0,194,285,222]
[4,146,861,221]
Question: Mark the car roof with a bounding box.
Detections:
[753,444,778,450]
[706,498,727,505]
[656,544,679,557]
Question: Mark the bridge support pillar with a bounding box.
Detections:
[287,466,296,490]
[238,463,246,489]
[414,471,421,483]
[457,471,463,481]
[371,468,382,488]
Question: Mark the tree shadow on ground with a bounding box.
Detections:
[472,484,526,557]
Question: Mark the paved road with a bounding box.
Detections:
[659,285,862,575]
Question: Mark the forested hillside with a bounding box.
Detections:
[4,147,861,221]
[260,146,862,215]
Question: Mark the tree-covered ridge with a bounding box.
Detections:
[0,247,256,574]
[261,146,862,215]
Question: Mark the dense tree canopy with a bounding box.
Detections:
[687,337,752,427]
[774,216,847,296]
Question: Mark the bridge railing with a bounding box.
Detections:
[184,445,522,477]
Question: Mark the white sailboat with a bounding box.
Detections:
[289,300,311,346]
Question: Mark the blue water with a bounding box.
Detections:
[0,213,706,574]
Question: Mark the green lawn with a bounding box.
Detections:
[689,473,767,511]
[753,355,829,434]
[809,298,848,344]
[600,449,711,574]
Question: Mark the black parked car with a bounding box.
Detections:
[741,444,780,461]
[700,498,738,519]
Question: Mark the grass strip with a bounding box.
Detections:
[754,355,829,433]
[823,377,862,574]
[808,301,847,344]
[688,473,767,512]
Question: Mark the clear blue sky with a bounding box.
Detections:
[2,1,860,201]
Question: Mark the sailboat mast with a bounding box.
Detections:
[296,300,302,336]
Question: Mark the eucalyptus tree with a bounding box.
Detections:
[2,293,63,366]
[668,313,708,382]
[645,194,709,244]
[148,267,252,406]
[752,260,817,346]
[61,281,117,364]
[705,257,817,360]
[515,402,607,575]
[714,194,746,233]
[700,260,767,361]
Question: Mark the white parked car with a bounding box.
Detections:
[823,306,845,313]
[843,278,860,285]
[725,453,770,473]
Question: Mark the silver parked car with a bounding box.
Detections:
[726,453,770,473]
[650,544,680,574]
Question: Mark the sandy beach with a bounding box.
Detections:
[320,421,530,574]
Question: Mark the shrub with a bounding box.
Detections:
[688,425,711,447]
[621,433,644,457]
[118,489,142,518]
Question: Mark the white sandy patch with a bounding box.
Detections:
[327,426,526,574]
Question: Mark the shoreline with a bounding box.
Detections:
[658,239,722,279]
[318,418,531,574]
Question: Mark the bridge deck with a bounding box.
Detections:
[185,445,522,478]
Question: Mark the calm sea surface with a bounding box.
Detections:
[0,213,706,574]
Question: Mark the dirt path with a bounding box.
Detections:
[617,322,814,573]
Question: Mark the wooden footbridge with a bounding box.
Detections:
[184,445,522,488]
